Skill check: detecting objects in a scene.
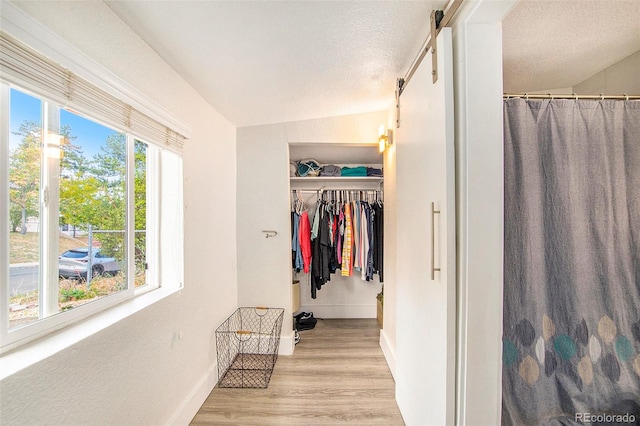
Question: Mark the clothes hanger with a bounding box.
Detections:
[296,191,307,214]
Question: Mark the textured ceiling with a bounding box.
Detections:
[106,0,442,127]
[503,0,640,93]
[106,0,640,127]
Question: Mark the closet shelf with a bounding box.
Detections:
[290,176,383,182]
[290,176,383,191]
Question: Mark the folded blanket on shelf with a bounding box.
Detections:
[367,167,383,177]
[320,164,342,176]
[341,166,367,177]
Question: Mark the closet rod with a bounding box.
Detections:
[292,189,382,193]
[503,93,640,100]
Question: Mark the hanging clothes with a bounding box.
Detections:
[328,205,340,274]
[291,190,384,297]
[300,211,311,273]
[336,206,344,265]
[311,201,321,240]
[372,201,384,282]
[352,200,361,272]
[359,202,369,280]
[311,202,332,298]
[341,201,353,277]
[291,211,303,272]
[366,203,375,281]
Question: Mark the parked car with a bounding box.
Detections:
[58,248,121,279]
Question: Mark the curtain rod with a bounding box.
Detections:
[503,93,640,100]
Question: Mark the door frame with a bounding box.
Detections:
[451,1,518,424]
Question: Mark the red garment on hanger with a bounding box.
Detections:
[300,211,312,273]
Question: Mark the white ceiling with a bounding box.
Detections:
[502,0,640,93]
[106,0,640,128]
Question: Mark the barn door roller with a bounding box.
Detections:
[398,0,463,95]
[430,10,445,83]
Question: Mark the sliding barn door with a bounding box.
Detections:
[395,27,456,425]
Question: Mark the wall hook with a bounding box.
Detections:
[262,230,278,238]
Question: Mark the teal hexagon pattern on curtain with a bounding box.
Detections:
[504,317,640,377]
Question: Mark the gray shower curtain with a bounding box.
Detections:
[502,98,640,425]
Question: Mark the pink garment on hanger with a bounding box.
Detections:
[341,203,353,276]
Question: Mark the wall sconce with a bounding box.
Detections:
[378,125,393,153]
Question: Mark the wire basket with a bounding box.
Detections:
[215,307,284,388]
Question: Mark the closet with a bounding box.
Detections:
[288,143,383,320]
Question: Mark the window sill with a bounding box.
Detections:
[0,284,181,380]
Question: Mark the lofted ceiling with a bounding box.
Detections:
[106,0,640,128]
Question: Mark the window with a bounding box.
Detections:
[1,31,186,353]
[2,85,158,337]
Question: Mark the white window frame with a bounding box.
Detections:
[0,83,162,352]
[0,3,188,356]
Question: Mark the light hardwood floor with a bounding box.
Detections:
[191,318,405,425]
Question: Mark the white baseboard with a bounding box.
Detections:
[169,363,217,426]
[379,328,396,380]
[298,303,376,319]
[279,330,295,355]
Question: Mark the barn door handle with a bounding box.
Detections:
[431,202,441,280]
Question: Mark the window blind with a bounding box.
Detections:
[0,32,186,154]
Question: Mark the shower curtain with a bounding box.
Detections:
[502,98,640,425]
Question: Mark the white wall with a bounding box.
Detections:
[236,111,387,354]
[573,50,640,95]
[296,267,382,318]
[0,2,237,425]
